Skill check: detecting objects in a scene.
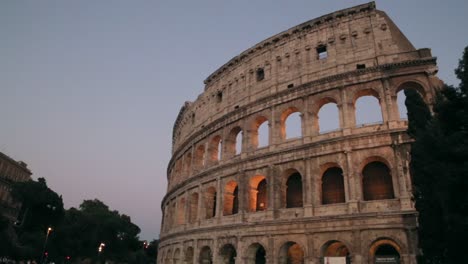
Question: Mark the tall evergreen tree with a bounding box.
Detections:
[407,46,468,263]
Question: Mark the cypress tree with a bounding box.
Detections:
[407,46,468,263]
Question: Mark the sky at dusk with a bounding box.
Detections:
[1,0,467,241]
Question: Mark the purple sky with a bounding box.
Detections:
[1,0,467,241]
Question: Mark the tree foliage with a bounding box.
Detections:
[9,178,157,263]
[406,46,468,263]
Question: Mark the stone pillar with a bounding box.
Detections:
[378,80,391,124]
[382,78,400,123]
[196,184,203,224]
[271,106,281,146]
[216,178,222,220]
[304,158,314,217]
[340,87,356,134]
[351,230,363,263]
[303,97,313,140]
[345,150,359,213]
[268,236,276,264]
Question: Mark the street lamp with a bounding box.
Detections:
[97,243,106,264]
[41,227,52,264]
[98,242,106,253]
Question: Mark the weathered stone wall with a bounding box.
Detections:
[160,2,442,264]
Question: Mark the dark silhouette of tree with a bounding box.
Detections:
[10,177,65,259]
[51,199,142,263]
[407,46,468,263]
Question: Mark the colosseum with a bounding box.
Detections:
[158,2,442,264]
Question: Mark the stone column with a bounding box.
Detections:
[345,150,359,213]
[216,178,222,220]
[340,87,356,135]
[304,158,314,217]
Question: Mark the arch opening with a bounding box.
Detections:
[249,175,267,212]
[176,197,185,225]
[370,239,401,264]
[286,172,303,208]
[226,126,243,157]
[209,136,222,162]
[185,247,194,264]
[223,181,239,216]
[256,179,267,211]
[321,240,350,264]
[194,144,206,169]
[246,243,266,264]
[189,193,199,223]
[173,248,181,264]
[318,102,340,133]
[235,131,243,155]
[199,246,213,264]
[279,241,304,264]
[258,119,269,148]
[362,161,394,201]
[285,112,302,139]
[322,167,345,204]
[219,244,237,264]
[355,95,383,126]
[205,187,217,219]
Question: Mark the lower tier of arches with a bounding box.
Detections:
[158,212,417,264]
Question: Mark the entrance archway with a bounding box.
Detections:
[370,239,401,264]
[322,240,350,264]
[279,241,304,264]
[199,246,213,264]
[245,243,266,264]
[219,244,237,264]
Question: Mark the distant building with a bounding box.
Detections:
[0,151,32,221]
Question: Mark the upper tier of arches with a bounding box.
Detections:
[171,1,436,153]
[168,79,435,189]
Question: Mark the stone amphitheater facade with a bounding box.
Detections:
[158,2,442,264]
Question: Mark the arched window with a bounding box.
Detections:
[164,250,171,264]
[217,139,223,161]
[225,127,242,157]
[199,246,213,264]
[194,144,206,169]
[279,241,304,264]
[256,179,267,211]
[184,152,192,176]
[397,89,408,119]
[355,93,383,126]
[219,244,237,264]
[173,248,181,264]
[281,108,302,139]
[249,175,267,212]
[286,172,303,208]
[176,197,185,225]
[397,87,427,120]
[322,167,345,204]
[235,131,243,155]
[362,161,394,200]
[375,244,400,262]
[246,243,266,264]
[209,136,222,162]
[258,120,269,147]
[223,181,239,216]
[318,102,340,133]
[185,247,194,264]
[205,187,217,219]
[370,239,401,264]
[189,193,198,223]
[252,116,269,149]
[322,240,350,257]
